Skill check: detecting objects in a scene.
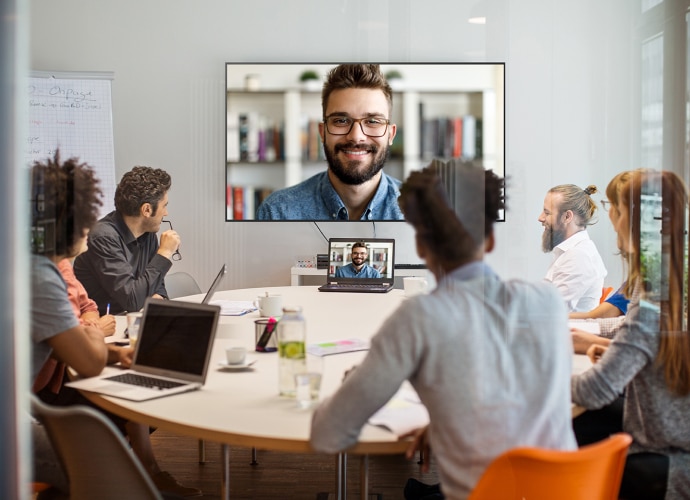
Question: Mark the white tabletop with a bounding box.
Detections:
[84,286,412,455]
[83,286,591,454]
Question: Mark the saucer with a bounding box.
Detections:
[217,358,257,371]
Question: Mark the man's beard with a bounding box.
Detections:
[324,141,390,185]
[542,224,568,252]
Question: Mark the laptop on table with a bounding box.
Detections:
[66,298,220,401]
[201,264,227,304]
[318,238,395,293]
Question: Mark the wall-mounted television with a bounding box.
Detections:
[225,63,505,221]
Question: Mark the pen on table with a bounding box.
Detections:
[106,303,110,315]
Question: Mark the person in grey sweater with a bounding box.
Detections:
[310,160,577,500]
[572,169,690,500]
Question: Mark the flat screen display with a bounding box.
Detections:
[225,63,505,221]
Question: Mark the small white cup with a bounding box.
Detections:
[225,346,247,365]
[254,293,283,318]
[403,276,428,297]
[126,312,143,348]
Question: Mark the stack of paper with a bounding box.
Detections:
[368,386,429,436]
[209,299,257,316]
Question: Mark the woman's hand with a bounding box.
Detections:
[98,314,117,336]
[587,344,608,364]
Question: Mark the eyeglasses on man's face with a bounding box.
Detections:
[161,220,182,261]
[324,114,390,138]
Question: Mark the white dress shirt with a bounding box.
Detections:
[544,230,607,312]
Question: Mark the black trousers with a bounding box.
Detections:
[572,396,668,500]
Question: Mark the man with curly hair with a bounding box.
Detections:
[74,166,181,315]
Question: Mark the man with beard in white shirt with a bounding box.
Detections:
[538,183,607,312]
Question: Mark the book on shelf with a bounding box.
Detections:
[419,108,480,160]
[452,116,462,158]
[462,115,476,159]
[227,111,240,162]
[226,185,275,220]
[233,113,284,163]
[300,117,323,162]
[232,186,244,220]
[474,117,483,159]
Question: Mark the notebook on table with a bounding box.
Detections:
[318,238,395,293]
[66,298,220,402]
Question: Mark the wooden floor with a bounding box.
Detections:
[150,429,440,499]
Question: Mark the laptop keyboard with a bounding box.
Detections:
[105,373,186,390]
[320,283,390,292]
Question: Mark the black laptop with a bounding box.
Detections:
[318,238,395,293]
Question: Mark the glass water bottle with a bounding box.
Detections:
[277,306,306,396]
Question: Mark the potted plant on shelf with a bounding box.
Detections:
[299,70,321,91]
[385,69,404,90]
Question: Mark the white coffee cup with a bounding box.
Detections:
[225,346,247,365]
[403,276,428,297]
[254,293,283,318]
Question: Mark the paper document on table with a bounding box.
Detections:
[568,319,601,335]
[209,300,257,316]
[368,386,429,437]
[307,338,369,356]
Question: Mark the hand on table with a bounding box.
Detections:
[587,344,607,364]
[401,425,432,473]
[108,345,135,368]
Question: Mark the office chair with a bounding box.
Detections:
[469,433,632,500]
[30,396,164,500]
[165,271,202,299]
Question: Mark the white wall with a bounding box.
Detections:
[29,0,646,292]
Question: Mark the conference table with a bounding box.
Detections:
[82,285,591,499]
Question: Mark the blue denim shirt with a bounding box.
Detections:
[255,171,403,220]
[335,263,382,278]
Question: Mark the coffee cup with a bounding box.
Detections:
[126,312,143,348]
[403,276,428,297]
[253,293,283,318]
[225,346,247,365]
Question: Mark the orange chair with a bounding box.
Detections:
[469,433,632,500]
[600,286,614,304]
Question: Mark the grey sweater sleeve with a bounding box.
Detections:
[571,301,655,409]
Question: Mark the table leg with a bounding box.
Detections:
[221,444,230,500]
[360,455,369,499]
[335,452,347,499]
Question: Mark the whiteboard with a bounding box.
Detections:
[26,71,116,217]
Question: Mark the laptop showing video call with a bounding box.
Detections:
[318,238,395,293]
[66,298,220,402]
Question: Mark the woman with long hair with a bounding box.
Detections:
[571,169,690,499]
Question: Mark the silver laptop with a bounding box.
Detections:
[66,298,220,401]
[318,238,395,293]
[201,264,227,304]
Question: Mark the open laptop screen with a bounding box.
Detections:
[327,238,395,280]
[135,301,218,376]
